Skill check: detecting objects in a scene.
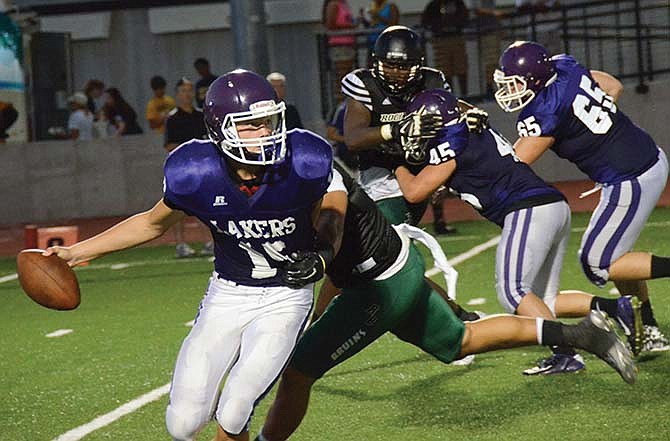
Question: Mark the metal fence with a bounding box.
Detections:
[316,0,670,118]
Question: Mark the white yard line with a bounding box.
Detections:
[425,235,502,277]
[46,329,74,338]
[0,273,18,283]
[53,383,171,441]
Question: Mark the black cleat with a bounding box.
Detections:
[571,311,637,384]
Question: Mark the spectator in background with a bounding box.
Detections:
[66,92,94,141]
[83,79,105,115]
[323,0,357,100]
[103,88,143,136]
[0,100,18,143]
[146,75,175,133]
[164,77,212,258]
[193,58,217,108]
[362,0,399,57]
[266,72,303,130]
[422,0,469,95]
[326,98,358,172]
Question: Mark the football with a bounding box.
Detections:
[16,249,80,310]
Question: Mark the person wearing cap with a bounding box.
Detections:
[266,72,303,130]
[67,92,94,140]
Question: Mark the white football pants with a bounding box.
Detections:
[165,273,313,440]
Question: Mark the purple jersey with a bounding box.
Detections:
[518,55,658,184]
[163,129,333,287]
[428,122,564,226]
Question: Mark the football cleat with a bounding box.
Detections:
[176,243,196,258]
[612,296,643,356]
[642,325,670,352]
[523,353,585,376]
[571,311,637,384]
[451,354,476,366]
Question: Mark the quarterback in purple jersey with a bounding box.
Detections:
[394,88,640,375]
[44,70,337,441]
[494,41,670,353]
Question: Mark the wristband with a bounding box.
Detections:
[380,124,394,141]
[316,242,336,268]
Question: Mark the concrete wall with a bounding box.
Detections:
[0,134,166,225]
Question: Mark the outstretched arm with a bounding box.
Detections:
[43,199,185,266]
[395,160,457,204]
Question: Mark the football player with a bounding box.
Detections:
[44,69,337,441]
[494,41,670,353]
[393,88,640,375]
[322,25,484,324]
[253,164,636,441]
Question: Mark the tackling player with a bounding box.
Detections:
[44,69,338,441]
[393,88,639,375]
[253,165,636,441]
[322,25,485,323]
[494,41,670,353]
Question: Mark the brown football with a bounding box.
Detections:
[16,249,80,310]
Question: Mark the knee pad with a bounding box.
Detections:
[578,248,608,286]
[165,403,209,441]
[216,395,256,436]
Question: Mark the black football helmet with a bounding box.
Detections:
[372,25,424,97]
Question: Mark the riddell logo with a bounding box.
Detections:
[330,329,367,361]
[380,112,404,123]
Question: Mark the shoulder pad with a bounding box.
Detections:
[288,129,333,182]
[164,139,219,196]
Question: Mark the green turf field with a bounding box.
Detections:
[2,209,669,440]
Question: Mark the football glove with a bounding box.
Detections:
[281,244,335,289]
[381,106,443,143]
[460,107,489,134]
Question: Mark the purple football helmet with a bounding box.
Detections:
[404,89,461,164]
[494,41,557,112]
[204,69,287,165]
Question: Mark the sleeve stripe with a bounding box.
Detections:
[343,72,366,88]
[342,84,372,103]
[341,77,370,97]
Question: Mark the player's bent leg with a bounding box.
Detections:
[258,366,317,441]
[214,285,313,437]
[391,281,466,365]
[166,277,247,440]
[516,292,556,320]
[459,313,637,384]
[554,290,594,318]
[258,263,425,440]
[495,206,551,315]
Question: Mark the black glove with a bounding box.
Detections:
[460,107,489,134]
[381,106,443,143]
[281,244,335,289]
